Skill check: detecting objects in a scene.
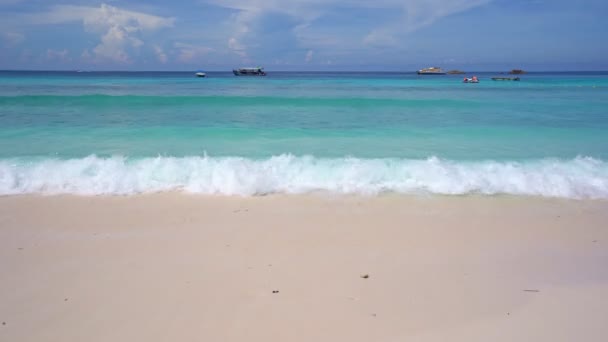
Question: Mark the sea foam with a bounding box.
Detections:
[0,155,607,198]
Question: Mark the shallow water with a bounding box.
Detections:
[1,71,607,197]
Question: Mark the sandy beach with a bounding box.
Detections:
[1,194,607,341]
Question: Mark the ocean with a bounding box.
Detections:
[1,71,607,198]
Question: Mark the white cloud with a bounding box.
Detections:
[362,29,398,47]
[7,0,494,67]
[29,3,174,63]
[31,3,175,31]
[93,25,142,63]
[401,0,491,33]
[361,0,492,49]
[223,8,262,60]
[1,31,24,45]
[228,37,247,58]
[174,42,214,63]
[305,49,313,63]
[206,0,492,55]
[46,49,71,62]
[153,45,168,64]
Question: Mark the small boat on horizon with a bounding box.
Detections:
[417,67,446,75]
[195,70,206,77]
[233,67,266,76]
[491,77,520,81]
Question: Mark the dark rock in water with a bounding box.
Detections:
[361,274,369,279]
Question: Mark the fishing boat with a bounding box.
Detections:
[417,67,446,75]
[491,77,520,81]
[233,67,266,76]
[195,70,206,77]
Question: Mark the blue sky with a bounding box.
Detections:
[1,0,607,71]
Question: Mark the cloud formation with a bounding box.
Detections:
[1,31,24,46]
[207,0,492,59]
[305,49,313,63]
[401,0,491,32]
[175,42,214,63]
[2,0,605,70]
[30,3,174,63]
[46,48,70,62]
[153,45,168,64]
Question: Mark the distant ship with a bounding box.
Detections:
[492,77,520,81]
[233,67,266,76]
[195,70,206,77]
[417,67,446,75]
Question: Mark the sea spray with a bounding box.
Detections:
[1,155,607,198]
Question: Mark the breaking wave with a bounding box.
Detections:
[1,155,607,199]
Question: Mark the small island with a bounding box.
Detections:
[446,70,466,74]
[509,69,526,74]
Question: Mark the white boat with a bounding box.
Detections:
[417,67,446,75]
[195,71,206,77]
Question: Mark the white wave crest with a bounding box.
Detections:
[1,155,607,198]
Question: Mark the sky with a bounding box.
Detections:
[1,0,607,71]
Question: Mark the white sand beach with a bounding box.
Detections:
[1,194,607,342]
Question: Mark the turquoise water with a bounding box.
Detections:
[1,71,607,197]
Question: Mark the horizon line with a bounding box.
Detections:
[2,69,608,73]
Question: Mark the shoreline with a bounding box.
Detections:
[1,194,607,341]
[2,155,607,199]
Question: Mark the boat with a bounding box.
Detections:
[417,67,446,75]
[233,67,266,76]
[195,70,206,77]
[491,77,520,81]
[463,76,479,83]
